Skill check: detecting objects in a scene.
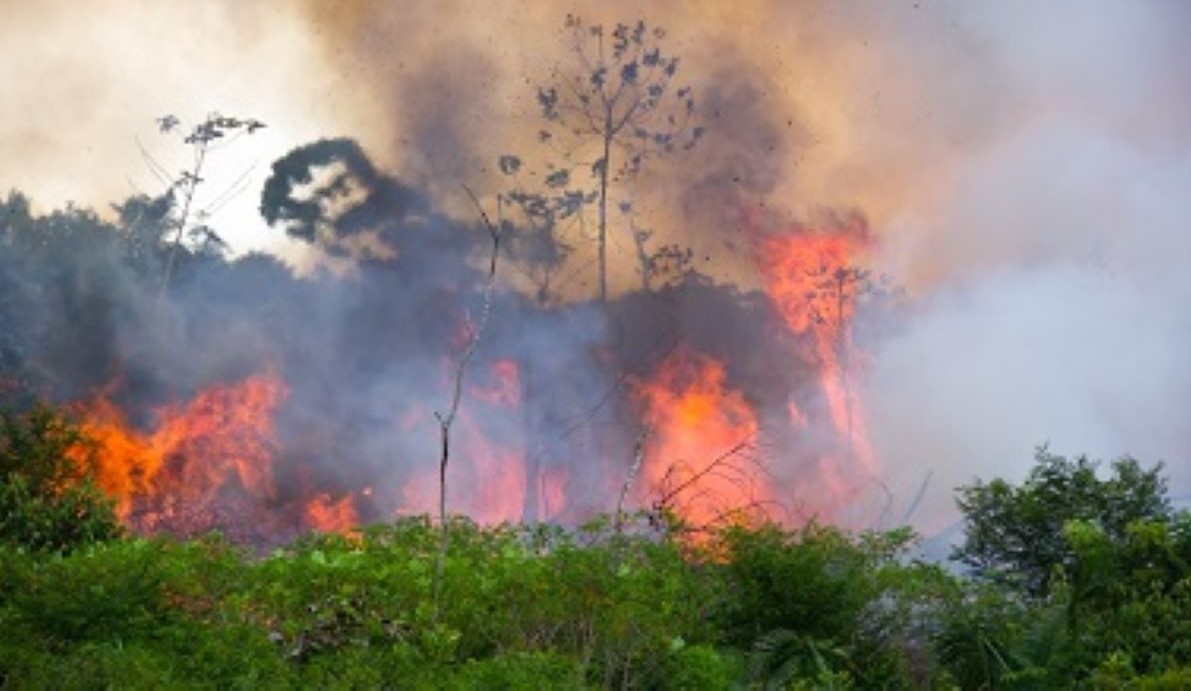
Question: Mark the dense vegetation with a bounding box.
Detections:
[2,405,1190,689]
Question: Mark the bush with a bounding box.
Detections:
[0,403,121,552]
[712,523,884,646]
[0,537,292,688]
[449,651,587,690]
[662,643,733,690]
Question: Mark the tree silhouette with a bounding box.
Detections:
[153,113,265,299]
[501,15,704,301]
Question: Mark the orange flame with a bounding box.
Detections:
[630,349,770,528]
[752,215,878,503]
[73,371,289,533]
[304,493,360,534]
[400,359,530,524]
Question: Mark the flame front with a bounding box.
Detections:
[400,359,531,525]
[631,349,770,528]
[304,493,360,534]
[75,372,289,535]
[67,219,884,539]
[752,214,878,505]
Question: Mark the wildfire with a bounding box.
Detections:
[59,216,882,541]
[752,214,879,502]
[471,359,521,406]
[400,358,532,524]
[304,493,360,534]
[73,371,289,535]
[630,349,771,529]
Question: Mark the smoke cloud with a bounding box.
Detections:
[852,1,1191,527]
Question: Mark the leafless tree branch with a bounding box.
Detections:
[433,184,502,614]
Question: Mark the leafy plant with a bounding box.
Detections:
[953,447,1170,597]
[0,404,121,552]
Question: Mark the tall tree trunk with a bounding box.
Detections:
[434,188,500,617]
[598,106,613,302]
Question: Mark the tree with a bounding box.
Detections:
[807,263,874,464]
[433,187,502,617]
[152,112,265,298]
[953,447,1171,597]
[501,15,704,301]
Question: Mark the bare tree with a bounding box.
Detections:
[150,113,265,300]
[501,15,704,301]
[614,428,650,535]
[808,264,870,460]
[433,186,501,613]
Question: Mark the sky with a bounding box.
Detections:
[3,0,1189,527]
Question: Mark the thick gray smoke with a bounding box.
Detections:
[860,1,1191,528]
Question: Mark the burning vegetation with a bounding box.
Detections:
[42,204,884,545]
[0,17,894,548]
[5,4,1191,687]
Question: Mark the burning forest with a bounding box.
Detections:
[7,4,1191,687]
[0,133,890,546]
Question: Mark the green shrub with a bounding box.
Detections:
[0,403,122,552]
[662,643,732,690]
[449,651,587,690]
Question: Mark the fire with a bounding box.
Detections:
[471,359,521,406]
[630,349,771,528]
[58,214,882,540]
[71,395,163,520]
[461,439,527,525]
[400,358,531,524]
[538,467,570,520]
[458,359,529,523]
[304,493,360,534]
[752,214,879,501]
[73,371,289,534]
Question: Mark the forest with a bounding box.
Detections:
[4,9,1190,689]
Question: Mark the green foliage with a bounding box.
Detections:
[661,643,733,690]
[953,447,1170,597]
[223,517,720,687]
[0,537,289,689]
[941,449,1191,686]
[0,404,122,552]
[449,652,586,690]
[713,523,876,645]
[2,448,1188,688]
[709,522,927,687]
[0,515,932,688]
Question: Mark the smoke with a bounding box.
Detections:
[3,0,1189,535]
[858,1,1191,526]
